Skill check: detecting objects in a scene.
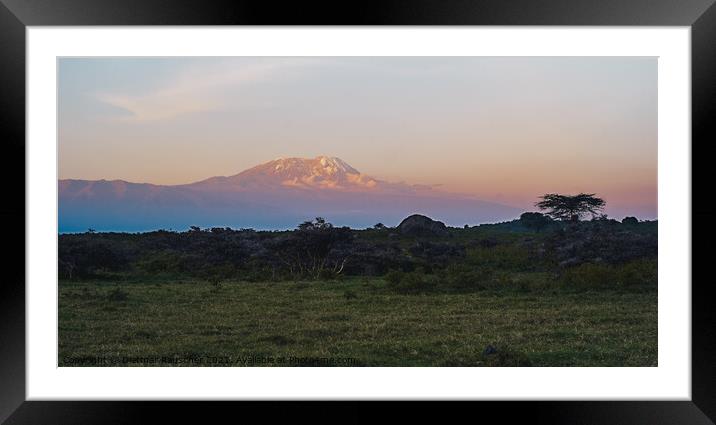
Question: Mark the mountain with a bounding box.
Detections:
[59,156,521,232]
[188,156,380,191]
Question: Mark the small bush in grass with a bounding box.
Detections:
[488,271,547,293]
[384,270,436,294]
[207,276,223,291]
[319,268,344,281]
[107,286,129,302]
[559,259,657,290]
[78,287,100,299]
[439,264,492,292]
[614,258,657,287]
[243,267,285,283]
[559,263,615,289]
[385,270,405,286]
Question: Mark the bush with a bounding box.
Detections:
[136,251,186,275]
[385,270,436,294]
[207,276,223,291]
[385,270,405,286]
[520,212,550,232]
[488,270,539,292]
[559,263,615,289]
[107,286,129,302]
[438,264,492,292]
[622,216,639,225]
[318,268,344,280]
[59,237,131,279]
[559,259,657,289]
[465,245,535,272]
[243,269,284,282]
[614,258,657,287]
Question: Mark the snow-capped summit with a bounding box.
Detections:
[192,156,379,191]
[271,156,359,177]
[315,156,358,175]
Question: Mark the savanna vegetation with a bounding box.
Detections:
[58,194,658,366]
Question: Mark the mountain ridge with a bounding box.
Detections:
[59,156,522,232]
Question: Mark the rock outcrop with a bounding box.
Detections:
[397,214,449,237]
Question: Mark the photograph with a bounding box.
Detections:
[57,56,658,367]
[2,0,710,419]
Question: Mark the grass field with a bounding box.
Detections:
[58,278,657,367]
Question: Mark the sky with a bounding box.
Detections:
[58,57,657,219]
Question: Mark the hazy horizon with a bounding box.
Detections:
[59,57,657,223]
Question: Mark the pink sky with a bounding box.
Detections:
[59,57,657,219]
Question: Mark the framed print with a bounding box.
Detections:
[1,0,715,423]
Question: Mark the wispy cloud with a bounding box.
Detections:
[95,59,305,122]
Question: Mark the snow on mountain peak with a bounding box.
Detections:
[265,156,359,177]
[202,156,379,191]
[314,156,357,175]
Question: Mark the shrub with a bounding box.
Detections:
[559,259,657,289]
[59,237,131,279]
[136,251,185,275]
[559,263,615,289]
[622,216,639,225]
[520,212,550,232]
[242,264,283,282]
[207,276,223,291]
[319,268,344,280]
[58,259,76,280]
[439,264,492,292]
[107,286,129,302]
[487,271,537,292]
[465,245,535,272]
[385,270,405,286]
[385,270,436,294]
[614,258,657,287]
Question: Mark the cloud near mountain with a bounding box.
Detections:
[59,156,522,232]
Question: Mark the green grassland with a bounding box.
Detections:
[59,278,657,367]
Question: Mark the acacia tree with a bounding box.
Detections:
[535,193,605,221]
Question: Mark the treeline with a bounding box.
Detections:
[59,214,658,291]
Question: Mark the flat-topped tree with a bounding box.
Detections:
[536,193,605,222]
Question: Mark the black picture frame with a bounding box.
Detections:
[1,0,714,423]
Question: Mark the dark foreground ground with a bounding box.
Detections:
[59,278,657,367]
[58,217,657,366]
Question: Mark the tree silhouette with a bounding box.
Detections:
[520,212,550,231]
[622,216,639,225]
[298,217,332,232]
[535,193,605,221]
